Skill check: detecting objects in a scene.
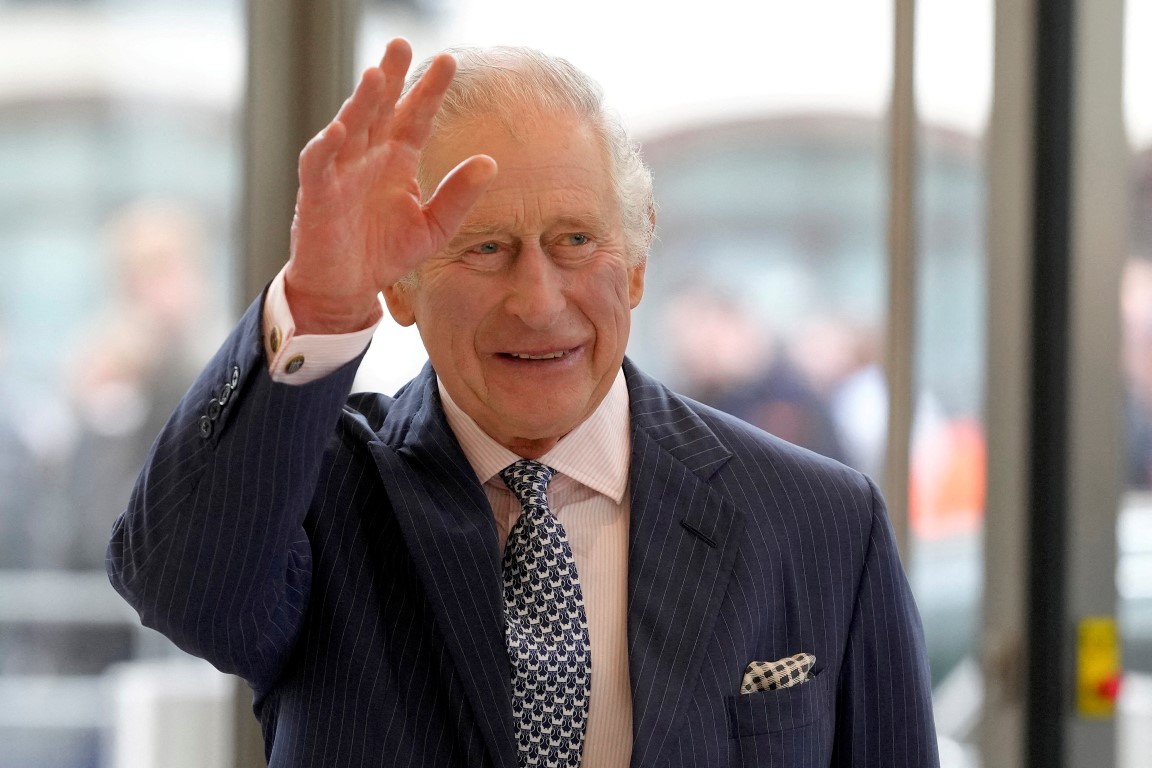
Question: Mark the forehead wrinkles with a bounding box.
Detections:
[418,111,614,195]
[443,129,620,237]
[459,184,618,243]
[418,110,532,196]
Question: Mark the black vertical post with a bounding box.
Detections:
[1027,0,1076,766]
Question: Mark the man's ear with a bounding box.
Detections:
[628,257,646,309]
[628,203,655,309]
[383,282,417,327]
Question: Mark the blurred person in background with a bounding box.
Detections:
[107,40,938,767]
[1123,256,1152,490]
[5,201,221,678]
[0,318,89,677]
[1127,150,1152,490]
[664,283,845,463]
[63,199,217,570]
[791,315,886,480]
[0,322,51,572]
[795,314,982,541]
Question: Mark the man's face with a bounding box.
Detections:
[385,113,645,458]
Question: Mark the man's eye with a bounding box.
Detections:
[460,241,506,269]
[565,234,590,246]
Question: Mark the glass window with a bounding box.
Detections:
[906,5,991,767]
[1121,0,1152,763]
[0,2,242,765]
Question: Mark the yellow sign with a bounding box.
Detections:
[1077,616,1121,718]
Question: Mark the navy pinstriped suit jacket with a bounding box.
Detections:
[107,297,939,767]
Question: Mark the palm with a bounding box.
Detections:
[309,138,434,284]
[286,39,495,333]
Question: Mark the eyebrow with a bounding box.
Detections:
[449,214,613,245]
[445,226,504,251]
[451,224,504,240]
[551,214,613,233]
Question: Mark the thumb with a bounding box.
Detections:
[422,155,499,243]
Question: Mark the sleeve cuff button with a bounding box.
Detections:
[198,415,214,439]
[284,355,306,375]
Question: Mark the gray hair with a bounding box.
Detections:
[405,46,655,265]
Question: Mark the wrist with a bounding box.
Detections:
[283,273,382,335]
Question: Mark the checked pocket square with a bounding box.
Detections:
[740,653,816,694]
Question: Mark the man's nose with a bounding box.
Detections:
[503,244,566,330]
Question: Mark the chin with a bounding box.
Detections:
[501,411,583,442]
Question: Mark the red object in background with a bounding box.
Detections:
[909,418,987,540]
[1097,673,1124,702]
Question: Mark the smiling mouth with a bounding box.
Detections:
[504,351,569,360]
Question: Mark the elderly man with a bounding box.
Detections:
[107,39,939,767]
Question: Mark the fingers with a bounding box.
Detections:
[423,155,499,240]
[390,52,457,148]
[333,68,386,138]
[298,121,347,188]
[335,39,453,154]
[377,37,414,104]
[334,38,412,145]
[337,39,405,139]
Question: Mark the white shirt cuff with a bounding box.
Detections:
[262,268,383,385]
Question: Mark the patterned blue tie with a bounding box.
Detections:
[500,459,591,767]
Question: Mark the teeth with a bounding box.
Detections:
[509,351,567,360]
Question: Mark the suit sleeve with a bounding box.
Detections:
[830,479,941,767]
[105,295,363,692]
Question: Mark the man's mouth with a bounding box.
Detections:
[504,351,569,360]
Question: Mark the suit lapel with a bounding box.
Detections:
[623,361,743,768]
[361,361,742,767]
[367,367,518,768]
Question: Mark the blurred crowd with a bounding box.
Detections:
[1126,152,1152,490]
[0,200,221,676]
[662,282,984,540]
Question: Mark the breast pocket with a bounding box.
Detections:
[725,670,835,767]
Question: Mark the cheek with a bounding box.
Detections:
[416,285,500,362]
[413,272,478,323]
[583,269,635,336]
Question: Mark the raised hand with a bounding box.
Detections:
[284,38,497,334]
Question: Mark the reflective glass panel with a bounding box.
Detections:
[1121,0,1152,762]
[0,2,243,765]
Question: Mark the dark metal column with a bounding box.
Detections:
[1025,0,1076,764]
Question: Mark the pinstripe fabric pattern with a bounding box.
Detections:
[107,296,939,767]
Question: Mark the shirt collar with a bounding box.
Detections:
[438,369,631,504]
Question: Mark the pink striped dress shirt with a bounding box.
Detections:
[439,376,634,768]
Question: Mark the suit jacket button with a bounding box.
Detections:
[207,398,222,421]
[218,382,232,406]
[231,366,241,388]
[198,415,213,439]
[284,355,305,375]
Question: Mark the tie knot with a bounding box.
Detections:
[499,459,555,508]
